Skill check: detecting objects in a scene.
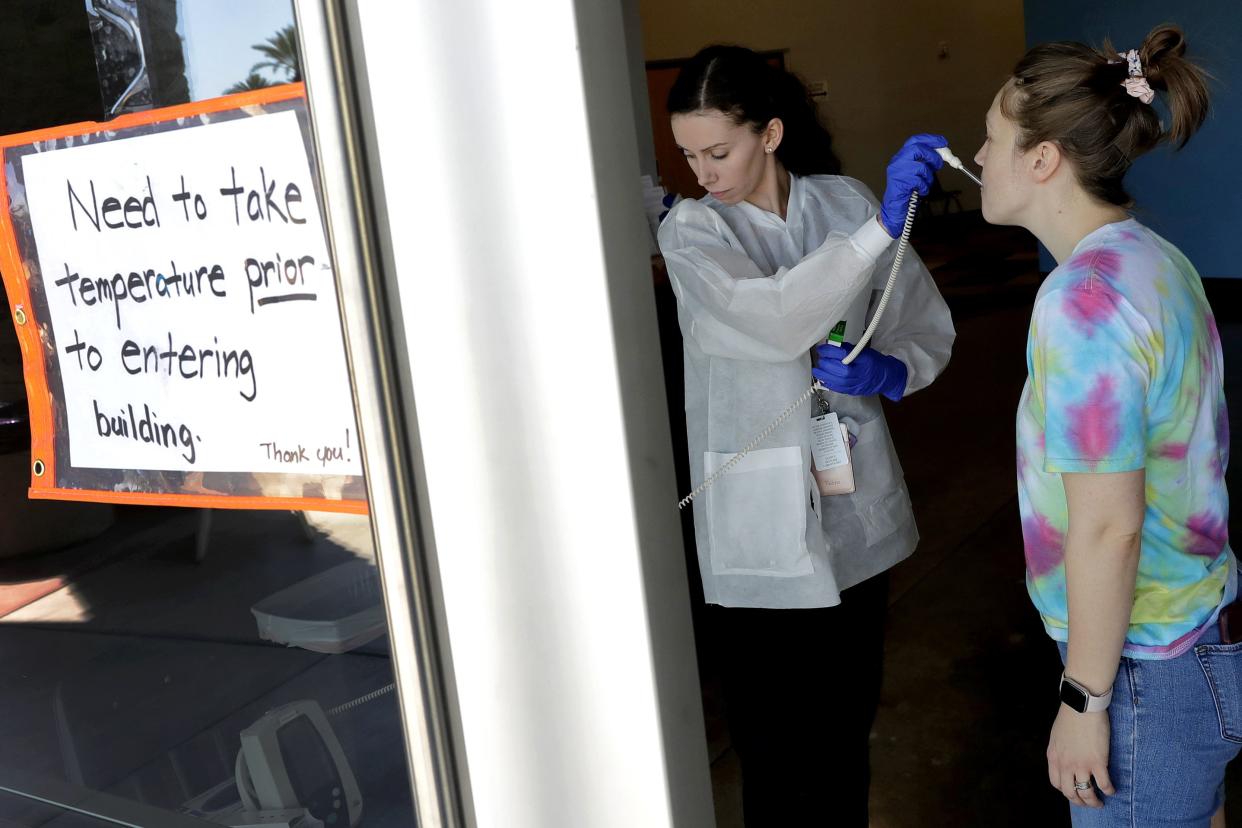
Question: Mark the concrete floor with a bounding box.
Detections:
[701,213,1242,827]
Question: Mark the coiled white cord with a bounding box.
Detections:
[327,682,396,716]
[677,191,920,510]
[841,192,919,366]
[676,384,819,511]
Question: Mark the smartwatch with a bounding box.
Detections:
[1059,673,1112,713]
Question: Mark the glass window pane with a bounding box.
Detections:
[0,5,419,827]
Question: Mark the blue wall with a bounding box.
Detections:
[1024,2,1242,278]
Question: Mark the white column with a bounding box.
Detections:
[347,0,713,826]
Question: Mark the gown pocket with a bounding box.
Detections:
[848,415,910,546]
[704,445,813,577]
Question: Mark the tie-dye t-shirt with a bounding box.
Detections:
[1017,218,1235,660]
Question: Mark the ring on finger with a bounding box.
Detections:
[1074,780,1092,791]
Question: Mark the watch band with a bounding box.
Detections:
[1060,673,1113,713]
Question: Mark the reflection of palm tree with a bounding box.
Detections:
[225,73,273,94]
[250,24,301,83]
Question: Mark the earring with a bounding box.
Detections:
[765,146,775,154]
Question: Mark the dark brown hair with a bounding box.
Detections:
[667,45,842,176]
[1000,24,1210,206]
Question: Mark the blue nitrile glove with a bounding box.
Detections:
[813,342,909,402]
[880,134,947,238]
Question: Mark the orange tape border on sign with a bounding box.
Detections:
[0,83,368,515]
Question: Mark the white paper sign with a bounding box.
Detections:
[20,110,362,475]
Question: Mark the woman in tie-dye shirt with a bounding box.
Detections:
[1018,228,1232,658]
[976,25,1239,828]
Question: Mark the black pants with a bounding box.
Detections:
[709,572,890,828]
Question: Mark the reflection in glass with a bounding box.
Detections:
[179,0,298,99]
[0,510,416,827]
[2,4,417,826]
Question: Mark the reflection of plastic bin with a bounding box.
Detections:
[251,560,386,654]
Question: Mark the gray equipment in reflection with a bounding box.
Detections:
[236,700,363,827]
[181,699,362,828]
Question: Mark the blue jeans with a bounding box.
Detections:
[1056,621,1242,827]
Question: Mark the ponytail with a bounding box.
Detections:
[1001,23,1211,207]
[1138,25,1210,148]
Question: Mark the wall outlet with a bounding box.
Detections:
[807,80,828,98]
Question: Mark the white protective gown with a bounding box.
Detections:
[658,173,955,608]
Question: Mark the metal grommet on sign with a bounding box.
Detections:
[14,305,27,326]
[32,459,45,477]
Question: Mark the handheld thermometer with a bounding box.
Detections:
[935,146,984,188]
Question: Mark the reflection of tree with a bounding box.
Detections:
[224,24,302,95]
[250,24,301,83]
[225,73,273,94]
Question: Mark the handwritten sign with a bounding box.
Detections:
[1,86,366,512]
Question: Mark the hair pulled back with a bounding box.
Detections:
[667,44,842,176]
[1001,24,1210,206]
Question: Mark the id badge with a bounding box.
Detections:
[810,406,856,496]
